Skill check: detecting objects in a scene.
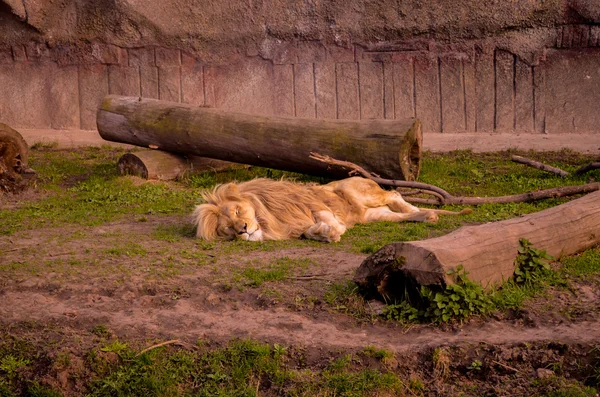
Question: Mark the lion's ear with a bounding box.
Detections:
[219,183,241,200]
[192,204,220,241]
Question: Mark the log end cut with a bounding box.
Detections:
[118,152,151,179]
[353,241,447,303]
[398,119,422,181]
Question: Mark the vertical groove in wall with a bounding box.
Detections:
[531,65,536,132]
[202,65,207,106]
[179,50,183,103]
[334,63,339,119]
[379,62,384,119]
[357,62,362,119]
[512,54,517,130]
[410,58,417,118]
[382,62,387,119]
[462,59,467,131]
[292,63,297,117]
[77,66,82,129]
[312,63,318,118]
[437,56,443,132]
[493,50,497,131]
[391,63,396,119]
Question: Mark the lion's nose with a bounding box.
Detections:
[237,223,248,234]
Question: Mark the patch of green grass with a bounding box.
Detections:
[561,248,600,278]
[362,346,394,360]
[87,339,405,397]
[152,224,195,242]
[236,257,313,287]
[104,243,148,257]
[0,356,29,379]
[183,166,330,189]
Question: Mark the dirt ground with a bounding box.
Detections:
[1,148,600,396]
[2,214,600,395]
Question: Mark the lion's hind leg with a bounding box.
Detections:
[303,211,347,243]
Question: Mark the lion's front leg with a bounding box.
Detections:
[303,211,347,243]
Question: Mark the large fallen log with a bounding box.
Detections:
[118,150,243,180]
[97,95,422,180]
[354,190,600,301]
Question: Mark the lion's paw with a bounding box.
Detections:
[424,211,439,224]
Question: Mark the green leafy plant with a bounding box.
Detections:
[514,238,554,285]
[467,359,483,371]
[384,265,493,323]
[0,356,29,379]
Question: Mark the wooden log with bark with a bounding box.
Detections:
[0,123,35,193]
[97,95,423,181]
[354,190,600,301]
[118,150,243,180]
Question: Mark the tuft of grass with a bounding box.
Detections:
[0,356,29,379]
[104,243,148,257]
[236,257,313,287]
[152,224,196,242]
[362,346,394,360]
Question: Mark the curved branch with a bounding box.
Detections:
[309,152,453,199]
[310,152,600,206]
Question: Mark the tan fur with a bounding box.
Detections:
[193,177,472,242]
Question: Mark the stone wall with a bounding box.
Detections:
[1,0,600,134]
[2,26,600,133]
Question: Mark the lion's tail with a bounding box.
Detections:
[426,208,473,216]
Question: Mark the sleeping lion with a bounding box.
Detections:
[193,177,471,243]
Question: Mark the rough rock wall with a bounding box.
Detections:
[1,0,600,133]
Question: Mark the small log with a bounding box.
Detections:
[0,123,35,193]
[118,150,241,180]
[354,190,600,300]
[97,95,423,181]
[510,155,570,177]
[574,162,600,176]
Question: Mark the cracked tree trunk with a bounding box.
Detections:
[97,95,423,180]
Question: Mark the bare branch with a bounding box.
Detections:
[309,152,452,200]
[310,152,600,206]
[511,155,570,177]
[574,162,600,176]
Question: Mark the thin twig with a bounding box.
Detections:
[511,155,570,177]
[310,152,600,206]
[136,339,195,357]
[287,271,353,281]
[491,360,521,373]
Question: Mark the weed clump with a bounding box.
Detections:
[384,239,556,323]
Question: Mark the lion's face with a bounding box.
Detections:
[194,184,264,241]
[213,200,262,241]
